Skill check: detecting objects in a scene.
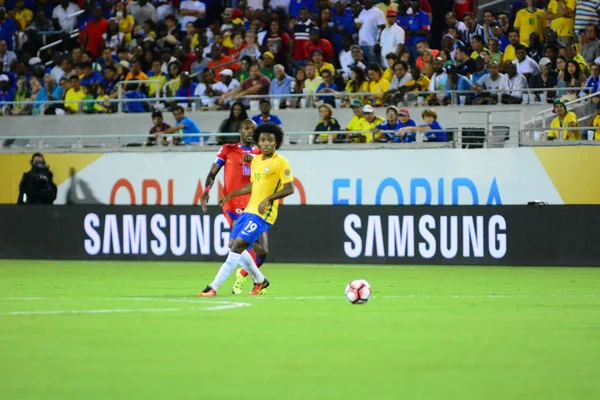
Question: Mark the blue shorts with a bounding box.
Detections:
[230,212,271,246]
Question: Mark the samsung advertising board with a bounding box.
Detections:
[0,206,598,266]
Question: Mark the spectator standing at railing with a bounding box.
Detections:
[52,0,80,33]
[358,105,385,142]
[314,103,342,143]
[515,44,541,80]
[345,98,365,139]
[252,98,282,126]
[101,18,124,55]
[547,0,575,47]
[14,0,32,31]
[548,99,580,140]
[82,7,107,58]
[355,0,385,63]
[529,57,558,102]
[9,75,31,115]
[514,0,549,45]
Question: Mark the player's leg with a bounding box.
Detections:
[199,213,269,296]
[237,232,268,277]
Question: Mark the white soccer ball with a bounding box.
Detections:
[345,279,371,304]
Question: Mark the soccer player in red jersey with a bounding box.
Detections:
[200,119,267,294]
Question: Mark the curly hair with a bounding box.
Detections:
[253,123,284,149]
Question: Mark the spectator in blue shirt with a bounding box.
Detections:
[80,61,103,87]
[154,106,205,144]
[394,108,417,142]
[471,57,489,84]
[581,63,600,97]
[372,106,405,142]
[0,10,18,51]
[252,98,283,126]
[402,1,430,59]
[269,64,293,100]
[34,74,64,114]
[331,1,355,53]
[289,0,317,19]
[175,71,197,108]
[122,83,147,113]
[316,68,338,107]
[397,108,447,142]
[443,64,473,105]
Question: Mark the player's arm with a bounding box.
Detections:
[258,182,294,214]
[218,183,253,206]
[200,162,223,212]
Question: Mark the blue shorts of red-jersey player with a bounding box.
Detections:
[222,202,246,227]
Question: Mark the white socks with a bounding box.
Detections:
[209,250,266,291]
[210,251,241,290]
[239,250,265,284]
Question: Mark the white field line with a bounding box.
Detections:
[0,299,251,316]
[1,294,598,302]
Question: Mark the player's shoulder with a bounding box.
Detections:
[217,143,239,154]
[274,153,291,166]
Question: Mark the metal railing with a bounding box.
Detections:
[530,89,600,128]
[36,9,85,57]
[520,126,599,142]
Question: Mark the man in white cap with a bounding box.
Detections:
[212,69,240,100]
[359,104,385,142]
[530,57,558,102]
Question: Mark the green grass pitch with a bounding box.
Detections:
[1,260,599,400]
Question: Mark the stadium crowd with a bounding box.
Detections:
[0,0,599,140]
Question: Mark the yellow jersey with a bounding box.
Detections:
[382,67,393,82]
[315,62,335,76]
[360,115,386,142]
[246,153,294,224]
[514,8,548,45]
[15,8,33,30]
[547,0,575,37]
[503,43,527,63]
[368,78,390,106]
[592,114,600,140]
[64,88,86,113]
[549,111,580,140]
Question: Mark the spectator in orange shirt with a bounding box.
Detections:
[415,40,439,69]
[125,59,148,82]
[207,44,240,81]
[303,27,334,63]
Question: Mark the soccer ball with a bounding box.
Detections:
[345,279,371,304]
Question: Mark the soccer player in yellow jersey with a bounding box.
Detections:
[514,0,549,45]
[199,123,294,296]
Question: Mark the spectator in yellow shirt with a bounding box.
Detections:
[591,104,600,140]
[548,99,580,140]
[303,62,324,94]
[344,66,369,105]
[503,29,526,63]
[14,0,33,30]
[514,0,549,45]
[64,76,85,114]
[311,49,335,77]
[360,105,386,142]
[546,0,575,46]
[382,53,398,82]
[346,99,367,143]
[367,64,390,106]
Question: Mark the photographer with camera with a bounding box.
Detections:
[17,153,58,205]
